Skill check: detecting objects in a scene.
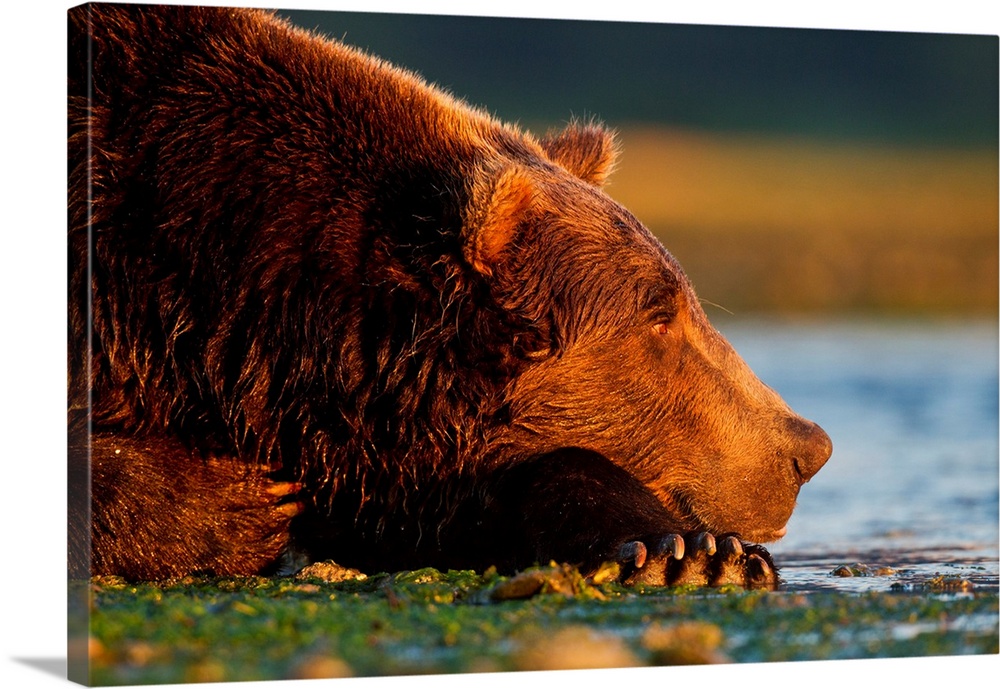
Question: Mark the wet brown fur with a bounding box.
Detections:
[68,4,830,579]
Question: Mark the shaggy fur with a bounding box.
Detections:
[68,4,831,582]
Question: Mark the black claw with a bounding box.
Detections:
[719,536,743,558]
[618,540,648,569]
[747,553,771,582]
[744,544,778,588]
[693,532,716,556]
[657,533,685,560]
[745,553,776,588]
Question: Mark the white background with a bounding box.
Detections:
[2,1,997,688]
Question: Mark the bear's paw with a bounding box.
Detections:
[615,532,777,589]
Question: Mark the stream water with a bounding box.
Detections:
[716,318,999,593]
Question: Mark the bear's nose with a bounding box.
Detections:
[785,417,833,485]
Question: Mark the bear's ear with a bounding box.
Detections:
[462,164,536,277]
[539,123,618,187]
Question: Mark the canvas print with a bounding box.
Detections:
[67,2,999,685]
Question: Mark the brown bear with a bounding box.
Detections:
[67,4,832,585]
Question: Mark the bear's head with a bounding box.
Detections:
[462,123,832,543]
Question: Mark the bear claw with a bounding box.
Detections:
[746,552,775,587]
[657,533,685,560]
[718,535,743,558]
[618,540,648,568]
[692,531,716,556]
[617,532,777,589]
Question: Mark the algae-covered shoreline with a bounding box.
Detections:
[75,562,999,686]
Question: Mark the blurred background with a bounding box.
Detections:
[280,9,997,316]
[278,9,998,578]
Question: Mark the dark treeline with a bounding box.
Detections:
[281,9,998,148]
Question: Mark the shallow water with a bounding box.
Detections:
[716,318,1000,592]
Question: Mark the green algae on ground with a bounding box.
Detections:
[83,567,1000,685]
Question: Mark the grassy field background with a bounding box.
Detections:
[607,128,997,316]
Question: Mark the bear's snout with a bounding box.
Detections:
[784,416,832,486]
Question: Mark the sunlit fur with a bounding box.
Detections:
[68,4,829,578]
